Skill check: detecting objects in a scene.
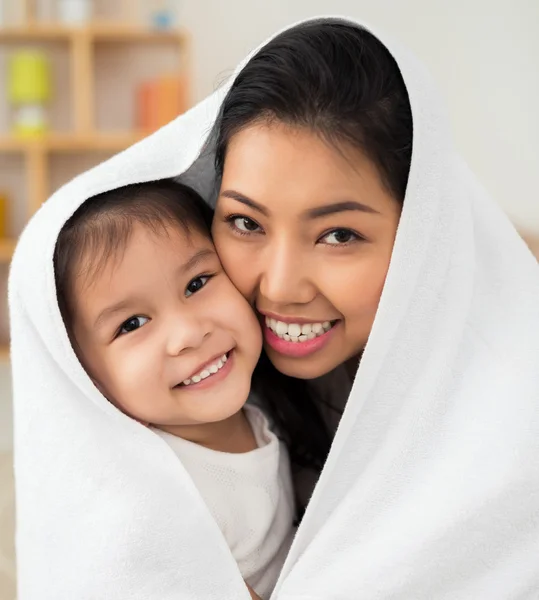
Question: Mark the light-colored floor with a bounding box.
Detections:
[0,451,16,600]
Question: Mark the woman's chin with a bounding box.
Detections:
[265,345,341,380]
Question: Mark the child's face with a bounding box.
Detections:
[71,222,263,430]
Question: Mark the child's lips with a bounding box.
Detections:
[173,350,233,389]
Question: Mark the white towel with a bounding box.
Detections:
[9,15,539,600]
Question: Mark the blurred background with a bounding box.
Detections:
[0,0,537,596]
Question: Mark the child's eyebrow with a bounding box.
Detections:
[178,248,216,275]
[94,299,137,330]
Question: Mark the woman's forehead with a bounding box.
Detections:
[220,122,397,216]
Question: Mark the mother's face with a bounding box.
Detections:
[212,122,401,380]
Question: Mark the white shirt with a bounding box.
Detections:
[153,404,295,599]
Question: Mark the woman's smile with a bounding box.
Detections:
[263,316,340,358]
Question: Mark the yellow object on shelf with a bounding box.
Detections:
[8,51,52,103]
[8,51,52,136]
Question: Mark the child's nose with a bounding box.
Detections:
[166,314,212,356]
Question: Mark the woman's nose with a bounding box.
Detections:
[166,311,211,357]
[258,243,316,306]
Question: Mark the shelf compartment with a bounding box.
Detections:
[49,150,116,195]
[0,40,73,136]
[94,38,184,133]
[0,154,30,239]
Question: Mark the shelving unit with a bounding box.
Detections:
[0,4,190,360]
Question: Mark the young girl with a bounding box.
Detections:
[53,178,294,600]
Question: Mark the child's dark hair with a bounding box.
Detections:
[54,179,213,330]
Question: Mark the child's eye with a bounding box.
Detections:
[319,228,361,246]
[185,275,212,297]
[118,316,149,335]
[225,215,263,235]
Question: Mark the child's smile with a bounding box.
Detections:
[175,350,231,387]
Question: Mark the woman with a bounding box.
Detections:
[212,21,410,443]
[10,16,539,600]
[208,19,539,597]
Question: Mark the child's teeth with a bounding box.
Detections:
[182,354,229,386]
[266,318,335,342]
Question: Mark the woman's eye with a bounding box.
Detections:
[119,316,149,335]
[230,216,262,234]
[185,275,211,297]
[320,228,360,246]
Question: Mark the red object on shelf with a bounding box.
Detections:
[137,75,187,133]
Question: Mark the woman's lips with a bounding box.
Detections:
[263,321,339,357]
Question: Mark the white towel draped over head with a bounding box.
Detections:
[9,15,539,600]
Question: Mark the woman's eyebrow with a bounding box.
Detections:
[220,190,379,219]
[220,190,269,216]
[305,201,379,219]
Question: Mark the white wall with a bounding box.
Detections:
[180,0,539,232]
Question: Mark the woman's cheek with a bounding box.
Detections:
[326,257,388,319]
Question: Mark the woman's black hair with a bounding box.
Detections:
[215,20,412,201]
[213,21,414,480]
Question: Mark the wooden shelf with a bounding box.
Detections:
[0,239,16,262]
[91,23,186,42]
[0,132,144,152]
[0,12,189,361]
[0,23,186,43]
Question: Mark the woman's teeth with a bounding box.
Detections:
[265,317,333,342]
[182,354,228,386]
